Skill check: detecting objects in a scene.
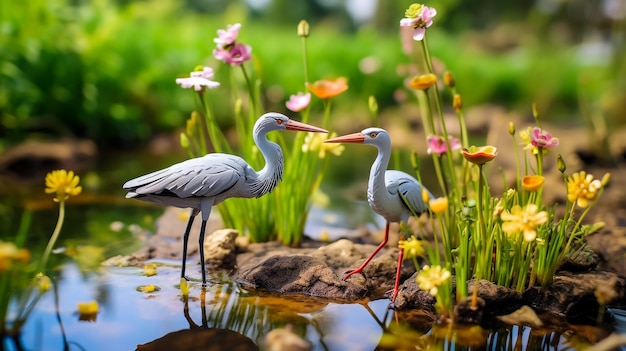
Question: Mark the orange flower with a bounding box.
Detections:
[522,175,544,192]
[462,145,497,165]
[306,77,348,99]
[409,73,437,90]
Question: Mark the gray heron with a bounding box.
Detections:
[124,112,327,284]
[325,127,432,302]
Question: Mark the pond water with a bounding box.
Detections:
[9,260,624,351]
[2,149,625,350]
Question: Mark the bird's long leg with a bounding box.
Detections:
[390,246,404,302]
[343,222,391,281]
[181,210,197,280]
[198,218,208,285]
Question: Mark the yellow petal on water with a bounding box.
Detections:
[143,263,157,276]
[77,300,99,315]
[136,284,160,293]
[180,278,189,296]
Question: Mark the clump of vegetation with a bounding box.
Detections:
[177,21,345,245]
[395,3,609,318]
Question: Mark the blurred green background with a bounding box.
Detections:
[0,0,624,150]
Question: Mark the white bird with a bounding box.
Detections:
[124,112,327,284]
[325,127,432,302]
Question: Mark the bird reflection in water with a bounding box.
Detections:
[135,288,259,351]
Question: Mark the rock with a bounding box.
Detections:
[393,272,436,311]
[203,229,238,269]
[235,239,415,301]
[0,138,96,182]
[522,271,626,324]
[497,305,544,328]
[136,327,258,351]
[454,280,523,325]
[265,325,311,351]
[236,255,368,300]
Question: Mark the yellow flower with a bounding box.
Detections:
[45,169,82,201]
[409,73,437,90]
[302,132,345,158]
[522,175,544,192]
[567,171,602,208]
[416,265,451,297]
[398,237,425,259]
[500,204,548,241]
[428,197,448,214]
[462,145,498,165]
[306,77,348,99]
[0,241,30,272]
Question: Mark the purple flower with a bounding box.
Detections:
[530,127,559,149]
[400,5,437,41]
[427,135,461,155]
[213,42,252,66]
[176,67,220,91]
[214,23,241,48]
[285,92,311,112]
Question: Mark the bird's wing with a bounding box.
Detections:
[124,154,248,198]
[386,170,430,216]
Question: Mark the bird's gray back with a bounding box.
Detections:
[123,154,254,201]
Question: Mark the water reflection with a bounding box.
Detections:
[11,263,620,351]
[136,289,258,351]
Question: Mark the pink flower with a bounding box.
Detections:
[427,135,461,155]
[285,92,311,112]
[213,42,252,66]
[175,67,220,91]
[400,5,437,41]
[214,23,241,48]
[530,127,559,149]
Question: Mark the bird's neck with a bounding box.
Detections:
[252,132,284,197]
[368,146,390,204]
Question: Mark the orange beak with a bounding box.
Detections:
[285,120,327,133]
[324,132,365,144]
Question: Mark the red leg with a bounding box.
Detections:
[390,246,404,302]
[343,222,390,281]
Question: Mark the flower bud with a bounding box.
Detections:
[557,154,566,173]
[411,150,420,171]
[508,121,515,136]
[409,73,437,90]
[601,173,611,187]
[532,103,539,120]
[180,132,190,149]
[443,71,455,88]
[453,94,462,112]
[297,20,310,37]
[368,95,378,116]
[422,188,431,204]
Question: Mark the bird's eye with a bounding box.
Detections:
[370,132,378,138]
[276,119,283,125]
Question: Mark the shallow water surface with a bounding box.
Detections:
[9,261,622,351]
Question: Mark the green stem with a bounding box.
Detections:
[41,199,65,271]
[240,64,257,113]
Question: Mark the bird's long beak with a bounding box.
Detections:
[324,132,365,144]
[285,120,327,133]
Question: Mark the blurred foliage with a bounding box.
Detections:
[0,0,623,152]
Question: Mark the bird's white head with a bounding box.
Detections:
[325,127,391,148]
[254,112,327,135]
